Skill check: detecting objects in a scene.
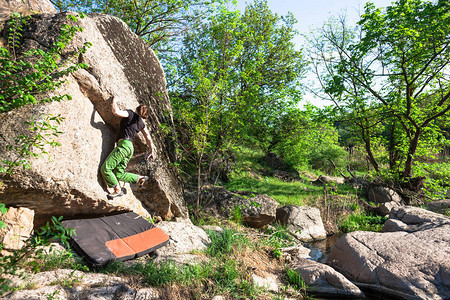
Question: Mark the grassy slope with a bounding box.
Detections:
[223,147,366,234]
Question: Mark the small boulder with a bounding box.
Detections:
[290,258,365,298]
[198,187,278,228]
[312,175,345,185]
[155,220,210,256]
[273,170,300,182]
[276,206,327,242]
[0,207,34,255]
[377,201,401,216]
[262,152,292,172]
[368,186,402,204]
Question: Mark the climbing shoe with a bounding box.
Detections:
[107,190,123,200]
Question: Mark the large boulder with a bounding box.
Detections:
[0,10,188,226]
[326,206,450,300]
[276,205,327,242]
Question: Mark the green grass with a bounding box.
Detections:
[285,268,313,299]
[32,249,88,273]
[225,175,322,206]
[225,173,359,207]
[206,228,249,257]
[226,146,361,207]
[261,222,296,258]
[338,212,387,233]
[98,228,261,299]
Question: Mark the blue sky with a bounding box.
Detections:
[235,0,395,106]
[236,0,394,43]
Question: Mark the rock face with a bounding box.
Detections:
[0,11,188,226]
[192,186,278,228]
[327,206,450,300]
[276,205,327,242]
[0,207,34,255]
[290,258,365,298]
[0,0,56,22]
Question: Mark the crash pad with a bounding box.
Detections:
[62,212,169,267]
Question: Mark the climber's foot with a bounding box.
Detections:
[107,189,123,200]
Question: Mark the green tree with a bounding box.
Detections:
[309,0,450,180]
[271,105,348,174]
[171,0,304,210]
[52,0,224,54]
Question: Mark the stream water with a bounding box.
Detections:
[308,234,342,262]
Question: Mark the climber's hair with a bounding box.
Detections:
[136,105,149,119]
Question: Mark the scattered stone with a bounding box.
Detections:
[327,206,450,300]
[251,273,280,292]
[276,206,327,242]
[4,269,161,300]
[0,207,34,255]
[153,253,209,266]
[290,258,365,298]
[281,244,323,263]
[368,186,402,204]
[201,225,223,233]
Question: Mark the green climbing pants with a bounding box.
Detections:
[101,139,139,188]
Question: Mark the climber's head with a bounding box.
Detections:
[136,105,149,119]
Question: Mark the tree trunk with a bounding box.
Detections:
[388,121,400,171]
[402,130,421,178]
[363,136,380,173]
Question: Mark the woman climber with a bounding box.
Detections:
[101,96,156,199]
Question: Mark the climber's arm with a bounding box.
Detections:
[110,96,129,118]
[142,127,156,160]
